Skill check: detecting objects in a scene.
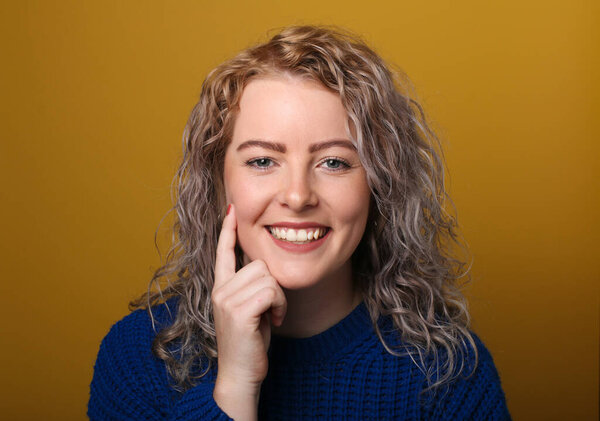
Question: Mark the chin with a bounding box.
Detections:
[275,277,318,291]
[267,264,322,291]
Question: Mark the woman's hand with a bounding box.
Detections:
[211,204,287,420]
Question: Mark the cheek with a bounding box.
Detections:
[331,182,371,250]
[333,180,371,226]
[226,176,272,257]
[227,178,270,220]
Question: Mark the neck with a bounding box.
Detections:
[271,264,362,338]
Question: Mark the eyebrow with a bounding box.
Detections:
[236,139,356,153]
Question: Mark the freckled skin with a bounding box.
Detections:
[223,76,371,293]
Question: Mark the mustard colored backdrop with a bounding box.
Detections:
[1,1,597,419]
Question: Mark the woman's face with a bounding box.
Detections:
[223,76,371,290]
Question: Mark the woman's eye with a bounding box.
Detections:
[246,158,273,169]
[322,158,351,171]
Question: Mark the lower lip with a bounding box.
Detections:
[266,228,331,253]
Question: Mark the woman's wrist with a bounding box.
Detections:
[213,376,260,421]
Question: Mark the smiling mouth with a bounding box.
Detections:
[266,226,331,244]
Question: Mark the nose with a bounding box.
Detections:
[278,167,319,211]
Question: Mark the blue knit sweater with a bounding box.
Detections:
[88,298,511,420]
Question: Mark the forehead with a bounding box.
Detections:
[230,77,351,148]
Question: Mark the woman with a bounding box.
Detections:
[89,25,511,420]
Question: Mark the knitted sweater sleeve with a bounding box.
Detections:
[420,333,511,421]
[88,307,232,421]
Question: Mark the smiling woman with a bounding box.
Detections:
[88,25,511,420]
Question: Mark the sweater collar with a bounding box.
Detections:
[267,301,376,365]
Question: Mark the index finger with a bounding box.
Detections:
[214,203,237,288]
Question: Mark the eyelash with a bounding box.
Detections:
[245,156,351,172]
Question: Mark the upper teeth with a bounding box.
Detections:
[269,227,327,242]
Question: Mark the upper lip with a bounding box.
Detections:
[267,222,329,229]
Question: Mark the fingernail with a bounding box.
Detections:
[226,204,231,215]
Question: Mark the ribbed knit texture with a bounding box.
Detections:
[88,298,511,420]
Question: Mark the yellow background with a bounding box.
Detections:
[1,1,597,419]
